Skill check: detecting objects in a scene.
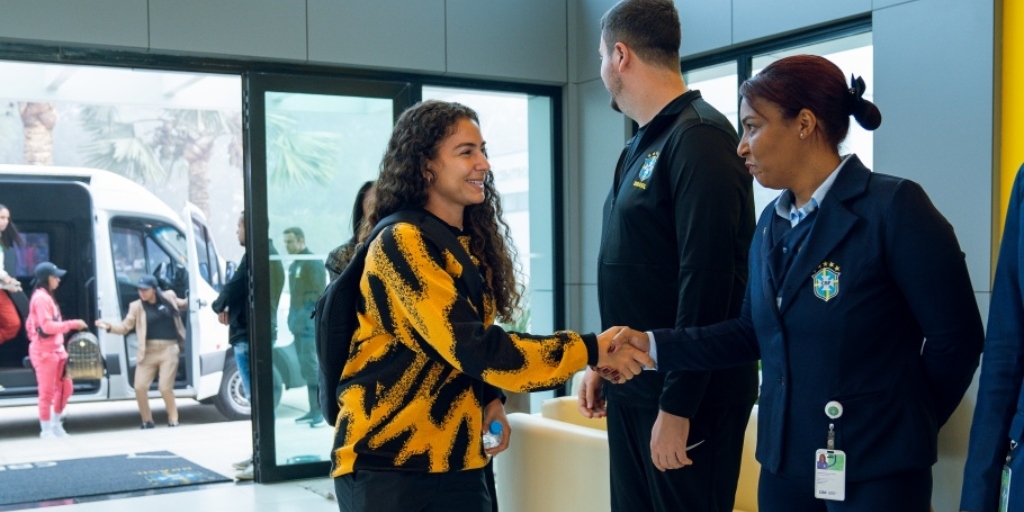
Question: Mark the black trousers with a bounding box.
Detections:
[334,468,492,512]
[758,466,932,512]
[607,400,751,512]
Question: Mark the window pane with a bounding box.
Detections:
[422,86,556,413]
[264,91,393,466]
[683,61,739,132]
[752,32,874,168]
[749,32,874,214]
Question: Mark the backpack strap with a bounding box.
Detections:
[315,208,487,425]
[400,210,484,315]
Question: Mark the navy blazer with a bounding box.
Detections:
[651,155,983,483]
[961,164,1024,511]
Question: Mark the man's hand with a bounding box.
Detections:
[482,398,510,456]
[577,366,606,418]
[650,411,694,472]
[596,326,654,383]
[217,310,229,325]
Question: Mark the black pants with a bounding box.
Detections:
[607,400,751,512]
[334,468,492,512]
[758,466,932,512]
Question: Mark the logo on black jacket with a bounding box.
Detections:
[634,151,659,190]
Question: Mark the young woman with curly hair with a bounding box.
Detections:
[329,100,651,512]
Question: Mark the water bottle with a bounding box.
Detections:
[482,420,503,449]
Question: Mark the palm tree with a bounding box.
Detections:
[79,105,339,217]
[19,102,57,165]
[78,106,167,183]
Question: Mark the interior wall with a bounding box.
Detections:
[0,0,569,84]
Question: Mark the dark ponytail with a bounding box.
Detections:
[848,75,882,130]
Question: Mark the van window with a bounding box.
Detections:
[110,219,188,314]
[191,219,222,289]
[12,232,51,277]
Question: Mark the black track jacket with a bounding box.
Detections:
[598,90,758,417]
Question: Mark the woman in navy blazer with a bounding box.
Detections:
[961,163,1024,512]
[611,55,984,511]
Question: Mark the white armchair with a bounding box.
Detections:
[494,394,760,512]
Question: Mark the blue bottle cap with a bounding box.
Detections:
[488,420,502,435]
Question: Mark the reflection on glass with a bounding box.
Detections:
[422,87,555,413]
[264,91,391,465]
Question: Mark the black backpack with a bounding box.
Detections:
[315,209,483,425]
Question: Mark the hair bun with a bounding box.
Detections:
[848,74,882,131]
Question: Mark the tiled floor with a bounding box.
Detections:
[0,400,339,511]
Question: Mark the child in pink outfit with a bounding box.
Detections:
[26,262,86,438]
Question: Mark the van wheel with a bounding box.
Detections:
[213,353,285,419]
[214,357,251,420]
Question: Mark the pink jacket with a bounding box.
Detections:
[26,288,78,354]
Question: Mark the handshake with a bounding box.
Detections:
[593,326,653,383]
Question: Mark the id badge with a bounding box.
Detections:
[814,449,846,501]
[1000,463,1011,512]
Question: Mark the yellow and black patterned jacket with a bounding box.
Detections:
[330,217,599,477]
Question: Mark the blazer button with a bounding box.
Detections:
[782,246,788,254]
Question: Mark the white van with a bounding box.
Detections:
[0,165,251,419]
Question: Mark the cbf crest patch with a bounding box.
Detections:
[812,262,840,302]
[633,151,659,190]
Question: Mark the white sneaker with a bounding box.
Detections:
[39,419,54,438]
[51,422,68,437]
[235,463,254,480]
[231,457,252,470]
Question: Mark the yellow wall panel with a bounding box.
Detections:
[1000,0,1024,232]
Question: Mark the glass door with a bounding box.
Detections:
[244,73,412,482]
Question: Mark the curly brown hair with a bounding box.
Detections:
[362,100,522,322]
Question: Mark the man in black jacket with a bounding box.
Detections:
[284,226,327,427]
[578,1,759,511]
[212,211,254,480]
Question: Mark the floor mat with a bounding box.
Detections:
[0,450,230,506]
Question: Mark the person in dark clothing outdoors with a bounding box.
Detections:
[325,181,376,281]
[211,212,255,480]
[284,226,327,427]
[577,1,759,511]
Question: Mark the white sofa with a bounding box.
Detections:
[494,396,759,512]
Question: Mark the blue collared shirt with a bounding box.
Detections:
[774,155,852,227]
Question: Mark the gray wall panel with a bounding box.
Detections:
[446,0,567,83]
[0,0,147,49]
[577,78,629,303]
[875,1,993,507]
[873,0,993,294]
[307,0,445,73]
[873,0,918,9]
[677,0,731,58]
[149,0,307,60]
[733,0,871,44]
[571,0,619,84]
